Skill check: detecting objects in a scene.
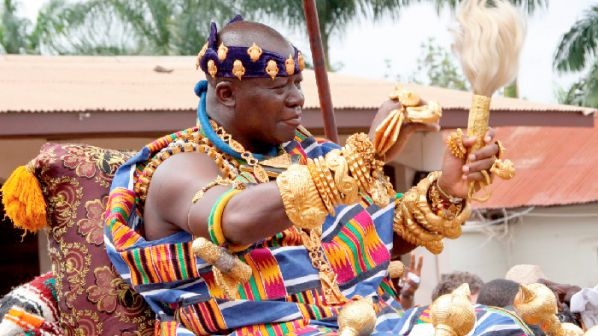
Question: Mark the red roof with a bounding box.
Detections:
[472,116,598,209]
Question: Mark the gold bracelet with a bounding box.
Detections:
[316,157,343,205]
[307,158,336,215]
[325,150,359,205]
[277,164,328,230]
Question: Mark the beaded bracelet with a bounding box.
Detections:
[208,189,242,246]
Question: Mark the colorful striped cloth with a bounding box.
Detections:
[104,126,407,335]
[395,304,535,335]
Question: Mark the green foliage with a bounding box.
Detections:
[431,0,547,14]
[0,0,38,53]
[553,4,598,73]
[30,0,236,55]
[411,38,469,91]
[553,4,598,108]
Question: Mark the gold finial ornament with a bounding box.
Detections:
[232,60,245,80]
[207,59,218,79]
[217,43,229,61]
[298,52,305,70]
[514,283,568,336]
[338,297,377,336]
[247,42,263,62]
[388,260,405,279]
[389,88,421,107]
[430,283,476,336]
[266,60,279,80]
[285,54,295,75]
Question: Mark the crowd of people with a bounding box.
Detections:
[395,258,597,335]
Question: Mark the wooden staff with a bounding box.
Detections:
[302,0,339,143]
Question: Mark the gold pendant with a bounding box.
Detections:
[319,271,347,305]
[260,153,291,169]
[253,165,270,183]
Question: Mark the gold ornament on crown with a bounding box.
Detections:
[285,54,295,75]
[232,60,245,80]
[217,43,228,61]
[207,59,218,79]
[265,60,279,80]
[195,42,208,69]
[451,0,524,202]
[247,42,262,62]
[430,283,476,336]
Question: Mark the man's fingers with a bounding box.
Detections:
[484,128,496,144]
[464,157,494,173]
[469,143,499,161]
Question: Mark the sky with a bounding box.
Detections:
[17,0,595,104]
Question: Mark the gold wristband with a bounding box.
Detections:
[277,164,328,230]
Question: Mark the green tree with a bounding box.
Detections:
[242,0,546,71]
[411,38,469,91]
[553,4,598,108]
[0,0,38,53]
[33,0,236,55]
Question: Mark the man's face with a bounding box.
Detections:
[233,73,304,148]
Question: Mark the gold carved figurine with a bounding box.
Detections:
[247,42,263,62]
[232,60,246,80]
[430,283,476,336]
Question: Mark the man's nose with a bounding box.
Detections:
[286,86,304,108]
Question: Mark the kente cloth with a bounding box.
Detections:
[104,126,405,335]
[395,304,535,336]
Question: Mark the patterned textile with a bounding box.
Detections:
[105,126,405,335]
[0,272,61,335]
[394,304,535,335]
[30,143,154,335]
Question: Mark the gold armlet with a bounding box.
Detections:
[277,164,328,230]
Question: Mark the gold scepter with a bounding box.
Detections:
[451,0,523,201]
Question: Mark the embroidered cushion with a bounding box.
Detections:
[32,143,154,335]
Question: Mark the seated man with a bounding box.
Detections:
[104,18,505,335]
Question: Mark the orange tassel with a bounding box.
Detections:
[1,161,47,233]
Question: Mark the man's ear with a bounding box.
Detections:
[214,80,236,107]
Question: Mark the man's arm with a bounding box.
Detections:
[144,152,292,245]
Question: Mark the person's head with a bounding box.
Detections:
[477,278,520,308]
[431,271,484,303]
[199,19,305,153]
[505,264,546,285]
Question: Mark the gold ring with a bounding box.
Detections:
[495,140,506,160]
[447,129,466,159]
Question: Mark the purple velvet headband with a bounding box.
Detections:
[195,18,305,80]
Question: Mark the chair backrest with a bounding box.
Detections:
[34,143,154,335]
